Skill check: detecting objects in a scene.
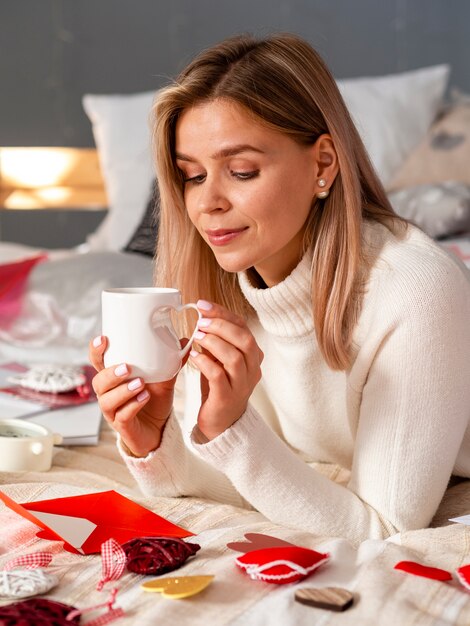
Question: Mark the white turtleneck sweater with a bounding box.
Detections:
[119,222,470,544]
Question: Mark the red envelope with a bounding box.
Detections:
[0,489,193,555]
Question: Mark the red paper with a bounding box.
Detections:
[236,545,330,584]
[0,489,193,555]
[394,560,452,582]
[457,564,470,590]
[0,254,47,328]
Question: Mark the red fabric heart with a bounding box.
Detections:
[394,560,452,582]
[235,546,329,584]
[456,564,470,590]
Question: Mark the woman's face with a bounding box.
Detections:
[175,98,319,287]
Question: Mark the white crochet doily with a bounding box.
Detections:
[7,364,86,393]
[0,568,58,598]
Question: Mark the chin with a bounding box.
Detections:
[212,252,252,275]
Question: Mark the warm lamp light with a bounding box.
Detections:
[1,148,76,188]
[0,147,107,210]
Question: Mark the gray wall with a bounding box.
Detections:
[2,0,470,148]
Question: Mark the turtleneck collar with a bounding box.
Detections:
[237,249,315,337]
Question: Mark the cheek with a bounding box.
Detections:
[252,178,311,228]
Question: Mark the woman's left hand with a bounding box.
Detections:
[190,300,264,440]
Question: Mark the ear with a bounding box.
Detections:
[311,134,339,195]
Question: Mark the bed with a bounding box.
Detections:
[1,63,470,625]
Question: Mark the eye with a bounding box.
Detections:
[231,169,260,180]
[183,173,206,185]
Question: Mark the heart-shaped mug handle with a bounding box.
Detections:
[172,303,202,359]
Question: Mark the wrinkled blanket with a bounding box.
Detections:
[1,423,469,625]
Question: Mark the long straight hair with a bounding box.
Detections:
[152,33,407,370]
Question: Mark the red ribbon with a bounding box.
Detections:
[66,539,127,624]
[96,538,127,592]
[66,588,125,625]
[3,552,53,571]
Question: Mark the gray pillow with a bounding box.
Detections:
[387,182,470,239]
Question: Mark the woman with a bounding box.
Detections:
[90,33,470,544]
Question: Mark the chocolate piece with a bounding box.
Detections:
[122,536,200,575]
[295,587,354,612]
[0,598,80,625]
[227,533,297,553]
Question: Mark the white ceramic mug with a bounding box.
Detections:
[0,419,62,472]
[102,288,202,383]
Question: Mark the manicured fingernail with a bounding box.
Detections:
[197,299,213,311]
[190,349,199,358]
[128,378,142,391]
[198,318,212,328]
[114,363,128,377]
[194,330,206,340]
[93,335,103,347]
[136,390,150,402]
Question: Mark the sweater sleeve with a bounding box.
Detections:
[191,255,470,544]
[116,371,249,508]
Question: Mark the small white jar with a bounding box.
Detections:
[0,419,62,472]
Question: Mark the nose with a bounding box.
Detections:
[195,176,231,214]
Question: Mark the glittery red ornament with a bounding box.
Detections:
[122,536,200,575]
[0,598,80,625]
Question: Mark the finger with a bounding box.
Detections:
[91,361,132,396]
[190,349,231,394]
[109,389,150,426]
[196,318,261,372]
[194,332,247,383]
[99,378,150,422]
[196,300,246,328]
[89,335,108,372]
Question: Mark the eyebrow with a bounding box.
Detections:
[175,144,265,162]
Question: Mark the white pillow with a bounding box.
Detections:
[83,64,449,250]
[337,64,450,187]
[82,91,156,251]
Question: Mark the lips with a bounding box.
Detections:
[205,227,248,246]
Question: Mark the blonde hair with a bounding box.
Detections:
[152,33,407,370]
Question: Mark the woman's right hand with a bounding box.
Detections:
[89,335,181,457]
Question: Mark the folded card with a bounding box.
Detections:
[0,489,193,555]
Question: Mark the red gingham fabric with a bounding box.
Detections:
[3,552,53,571]
[96,539,127,591]
[66,588,125,625]
[84,606,126,626]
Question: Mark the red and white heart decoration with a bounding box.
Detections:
[235,545,330,584]
[456,564,470,591]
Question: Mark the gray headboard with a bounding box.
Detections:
[2,0,469,148]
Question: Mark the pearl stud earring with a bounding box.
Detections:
[316,178,329,199]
